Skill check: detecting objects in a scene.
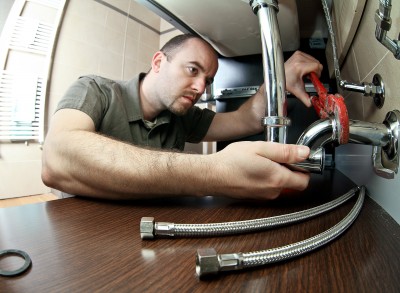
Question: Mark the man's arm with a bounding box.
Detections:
[42,109,310,200]
[204,51,323,142]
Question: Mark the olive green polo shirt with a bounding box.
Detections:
[55,74,215,150]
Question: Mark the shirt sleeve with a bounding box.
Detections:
[184,106,216,143]
[55,76,108,130]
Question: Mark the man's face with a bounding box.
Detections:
[157,39,218,116]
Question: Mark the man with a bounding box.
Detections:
[41,34,323,200]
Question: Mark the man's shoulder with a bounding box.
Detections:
[77,75,118,86]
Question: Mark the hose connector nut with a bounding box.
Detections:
[196,248,220,277]
[140,217,155,239]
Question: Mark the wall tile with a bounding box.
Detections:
[136,60,151,74]
[106,8,128,33]
[339,48,361,98]
[362,52,400,123]
[344,92,365,121]
[59,13,107,47]
[338,0,366,62]
[123,58,138,79]
[129,1,160,31]
[103,0,130,12]
[352,0,388,81]
[98,49,124,80]
[66,0,108,26]
[127,17,141,40]
[102,26,126,56]
[54,38,101,71]
[139,26,160,48]
[137,38,157,64]
[124,34,140,62]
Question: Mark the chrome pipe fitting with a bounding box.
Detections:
[140,217,176,239]
[292,118,335,174]
[288,147,325,173]
[297,119,336,149]
[261,116,291,143]
[196,249,244,276]
[348,120,391,146]
[249,0,278,14]
[339,74,385,109]
[293,109,400,177]
[375,0,400,60]
[372,110,400,178]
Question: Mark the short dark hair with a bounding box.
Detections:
[160,34,214,61]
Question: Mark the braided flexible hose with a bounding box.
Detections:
[196,186,365,277]
[141,187,359,239]
[242,186,365,267]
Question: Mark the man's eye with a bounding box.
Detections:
[187,67,198,75]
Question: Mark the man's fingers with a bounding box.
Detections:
[256,142,310,164]
[280,169,310,191]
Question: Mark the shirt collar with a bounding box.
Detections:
[120,73,171,124]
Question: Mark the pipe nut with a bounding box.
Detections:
[375,10,392,31]
[140,217,155,239]
[249,0,278,14]
[196,248,220,277]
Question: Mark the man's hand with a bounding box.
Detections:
[208,141,311,199]
[285,50,323,107]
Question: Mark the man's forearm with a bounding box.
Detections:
[42,131,214,199]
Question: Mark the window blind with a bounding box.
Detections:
[0,0,66,143]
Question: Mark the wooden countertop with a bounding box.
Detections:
[1,170,399,292]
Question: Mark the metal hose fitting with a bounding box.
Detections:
[140,186,359,239]
[196,186,365,277]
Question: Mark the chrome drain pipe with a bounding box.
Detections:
[250,0,290,143]
[196,186,365,277]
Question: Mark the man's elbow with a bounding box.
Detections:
[41,148,63,190]
[41,161,58,189]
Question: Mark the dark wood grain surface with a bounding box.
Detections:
[1,170,399,292]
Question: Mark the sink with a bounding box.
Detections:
[137,0,300,57]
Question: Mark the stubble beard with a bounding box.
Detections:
[167,95,197,116]
[167,99,190,116]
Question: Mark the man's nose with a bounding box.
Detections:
[193,78,206,94]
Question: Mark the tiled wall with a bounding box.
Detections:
[334,0,400,223]
[47,0,162,118]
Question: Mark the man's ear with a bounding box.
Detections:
[151,51,164,73]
